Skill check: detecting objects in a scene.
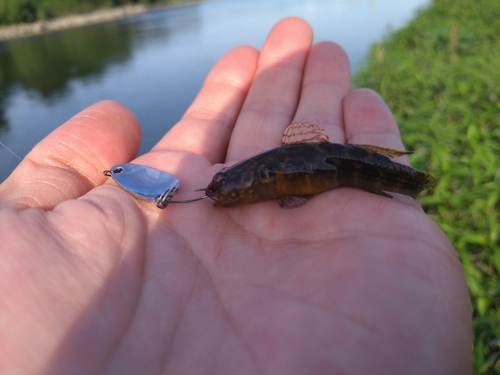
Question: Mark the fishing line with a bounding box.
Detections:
[0,140,23,162]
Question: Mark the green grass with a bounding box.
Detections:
[354,0,500,372]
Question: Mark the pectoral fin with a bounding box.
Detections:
[363,189,393,198]
[282,122,329,145]
[351,144,412,158]
[278,195,313,208]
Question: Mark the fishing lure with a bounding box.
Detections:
[104,122,436,208]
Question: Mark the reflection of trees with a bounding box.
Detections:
[0,6,203,132]
[11,23,134,96]
[0,20,136,127]
[0,54,14,130]
[0,106,7,129]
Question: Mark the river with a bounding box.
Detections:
[0,0,430,182]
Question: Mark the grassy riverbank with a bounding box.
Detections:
[355,0,500,373]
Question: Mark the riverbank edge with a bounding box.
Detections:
[0,1,203,41]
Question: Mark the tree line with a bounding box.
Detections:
[0,0,173,26]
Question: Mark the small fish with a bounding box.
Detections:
[204,122,436,208]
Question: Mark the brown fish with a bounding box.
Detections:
[204,122,436,208]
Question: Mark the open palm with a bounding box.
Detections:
[0,18,471,375]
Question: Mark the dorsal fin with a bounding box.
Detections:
[350,144,412,158]
[282,122,329,145]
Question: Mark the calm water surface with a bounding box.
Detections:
[0,0,430,182]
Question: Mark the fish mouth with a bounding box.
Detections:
[198,187,216,201]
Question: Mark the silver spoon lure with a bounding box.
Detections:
[0,142,201,210]
[103,163,207,209]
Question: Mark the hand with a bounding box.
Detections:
[0,17,471,375]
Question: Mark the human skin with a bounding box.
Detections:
[0,17,471,375]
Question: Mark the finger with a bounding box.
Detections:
[0,101,141,209]
[154,45,259,165]
[343,88,410,164]
[293,42,351,143]
[226,17,313,162]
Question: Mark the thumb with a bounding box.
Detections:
[0,100,141,209]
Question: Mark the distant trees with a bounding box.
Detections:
[0,0,169,26]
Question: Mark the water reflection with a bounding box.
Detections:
[0,6,201,123]
[0,0,429,182]
[0,25,126,139]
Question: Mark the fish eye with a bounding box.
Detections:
[213,172,226,186]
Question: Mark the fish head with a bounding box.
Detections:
[204,168,253,207]
[205,170,227,203]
